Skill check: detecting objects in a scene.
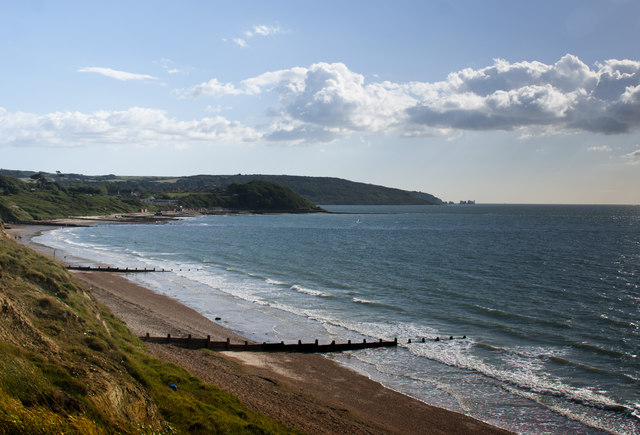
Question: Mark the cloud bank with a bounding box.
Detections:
[2,54,639,149]
[187,54,640,143]
[406,55,640,136]
[0,107,260,148]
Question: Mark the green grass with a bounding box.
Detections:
[0,228,297,434]
[0,174,150,221]
[0,173,323,222]
[0,189,147,221]
[0,386,104,435]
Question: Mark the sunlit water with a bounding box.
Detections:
[36,205,640,434]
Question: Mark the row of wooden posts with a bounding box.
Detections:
[67,265,203,273]
[142,333,398,353]
[141,333,467,353]
[67,265,168,273]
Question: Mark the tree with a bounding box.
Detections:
[30,173,48,188]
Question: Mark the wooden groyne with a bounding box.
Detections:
[12,220,89,227]
[67,265,168,273]
[141,334,398,353]
[408,335,466,342]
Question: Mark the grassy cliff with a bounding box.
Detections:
[0,225,295,434]
[0,174,147,222]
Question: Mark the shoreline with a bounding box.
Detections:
[6,223,511,434]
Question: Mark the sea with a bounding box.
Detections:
[34,204,639,434]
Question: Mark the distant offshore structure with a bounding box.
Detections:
[446,200,476,205]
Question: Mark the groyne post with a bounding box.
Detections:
[141,334,399,353]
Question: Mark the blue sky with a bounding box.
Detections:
[1,1,639,204]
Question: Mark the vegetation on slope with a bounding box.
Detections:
[0,226,295,434]
[0,170,443,206]
[0,174,322,221]
[176,180,320,212]
[0,174,147,222]
[160,175,442,205]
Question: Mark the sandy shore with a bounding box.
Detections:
[7,224,511,434]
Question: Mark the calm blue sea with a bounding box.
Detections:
[35,205,639,434]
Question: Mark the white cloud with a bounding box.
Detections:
[233,38,248,48]
[240,67,308,94]
[622,148,640,164]
[184,55,640,143]
[155,58,182,75]
[407,54,640,134]
[245,24,283,38]
[229,24,284,47]
[183,67,307,98]
[15,54,640,149]
[0,107,261,148]
[78,67,158,81]
[187,62,416,142]
[187,78,245,98]
[587,145,612,152]
[276,62,415,134]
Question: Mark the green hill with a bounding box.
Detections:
[0,174,321,222]
[175,175,442,205]
[0,170,443,206]
[0,224,294,433]
[0,174,147,222]
[174,180,322,212]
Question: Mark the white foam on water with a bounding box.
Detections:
[290,284,332,298]
[403,338,636,434]
[351,297,377,305]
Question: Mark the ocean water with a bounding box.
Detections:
[35,205,639,434]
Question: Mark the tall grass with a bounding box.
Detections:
[0,230,296,434]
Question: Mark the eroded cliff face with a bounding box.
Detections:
[0,227,164,432]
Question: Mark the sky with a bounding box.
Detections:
[1,1,639,204]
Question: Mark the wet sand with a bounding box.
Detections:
[7,224,511,434]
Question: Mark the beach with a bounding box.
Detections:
[7,223,510,434]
